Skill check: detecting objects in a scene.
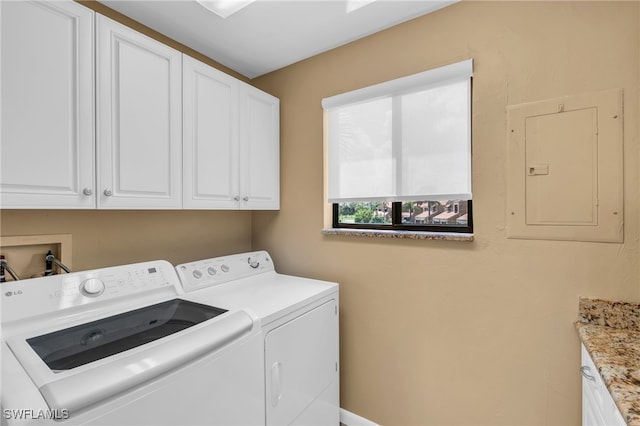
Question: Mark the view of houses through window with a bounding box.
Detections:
[336,200,470,228]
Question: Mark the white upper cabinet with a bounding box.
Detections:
[183,55,239,209]
[183,57,279,210]
[239,84,280,210]
[1,1,95,208]
[97,15,182,209]
[2,1,278,211]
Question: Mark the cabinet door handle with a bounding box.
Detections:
[233,196,240,202]
[581,366,596,382]
[104,189,113,197]
[243,196,249,202]
[82,188,93,196]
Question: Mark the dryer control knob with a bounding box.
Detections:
[221,264,230,273]
[207,267,217,276]
[193,269,203,279]
[80,278,105,297]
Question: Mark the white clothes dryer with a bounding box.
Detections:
[175,251,340,426]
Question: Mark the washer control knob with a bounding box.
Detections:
[80,278,105,297]
[207,267,217,276]
[193,269,203,279]
[248,257,259,269]
[221,264,230,273]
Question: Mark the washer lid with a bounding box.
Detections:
[27,299,226,371]
[7,306,256,417]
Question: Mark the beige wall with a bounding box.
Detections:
[0,1,254,271]
[252,2,640,424]
[0,210,252,271]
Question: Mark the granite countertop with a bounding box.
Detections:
[575,297,640,425]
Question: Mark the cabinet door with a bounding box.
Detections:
[1,1,95,208]
[97,16,182,209]
[183,56,239,209]
[581,344,625,426]
[239,84,280,210]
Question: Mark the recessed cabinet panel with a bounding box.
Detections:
[0,1,95,208]
[507,89,623,242]
[193,73,235,199]
[97,15,182,209]
[525,108,598,226]
[117,42,172,195]
[183,56,239,209]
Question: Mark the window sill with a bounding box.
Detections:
[321,228,474,242]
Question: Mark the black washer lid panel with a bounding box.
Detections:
[27,299,227,371]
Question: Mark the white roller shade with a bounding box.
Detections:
[324,59,472,203]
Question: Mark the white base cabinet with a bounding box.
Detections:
[183,56,279,210]
[1,0,95,208]
[581,344,625,426]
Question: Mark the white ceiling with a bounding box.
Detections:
[99,0,456,79]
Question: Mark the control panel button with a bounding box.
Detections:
[207,267,217,276]
[220,264,230,273]
[80,278,106,297]
[193,269,203,279]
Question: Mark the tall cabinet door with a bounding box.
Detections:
[97,15,182,209]
[183,56,239,209]
[1,1,95,208]
[239,84,280,210]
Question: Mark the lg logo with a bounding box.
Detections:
[4,290,23,297]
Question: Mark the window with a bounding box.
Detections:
[323,59,473,234]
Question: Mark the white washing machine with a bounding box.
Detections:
[1,260,264,425]
[175,251,340,426]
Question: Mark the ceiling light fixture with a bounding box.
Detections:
[196,0,257,19]
[346,0,377,14]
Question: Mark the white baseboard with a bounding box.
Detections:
[340,408,380,426]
